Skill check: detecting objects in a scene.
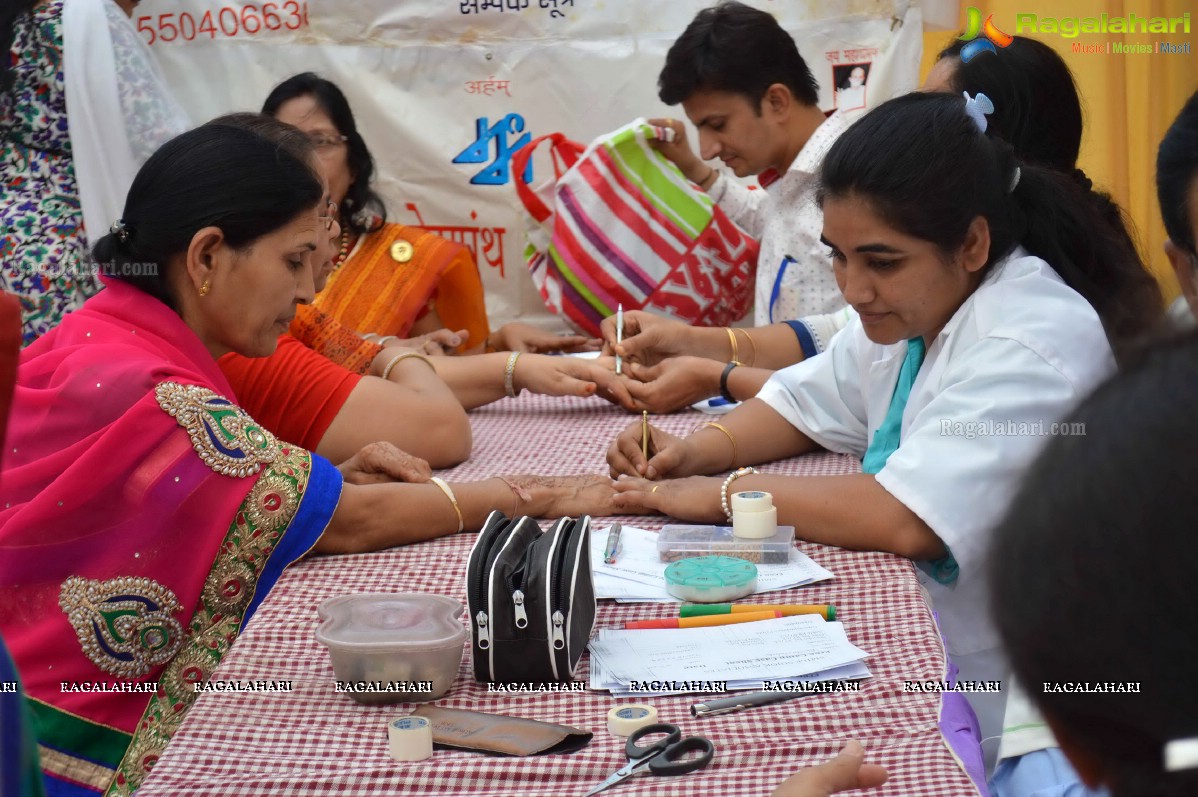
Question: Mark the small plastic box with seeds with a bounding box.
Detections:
[657,524,795,564]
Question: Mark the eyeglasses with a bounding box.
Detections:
[319,199,338,231]
[308,132,348,150]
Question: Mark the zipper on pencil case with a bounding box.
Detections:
[468,513,518,657]
[541,517,571,680]
[555,517,591,678]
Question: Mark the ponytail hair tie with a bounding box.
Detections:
[109,219,131,244]
[962,91,994,134]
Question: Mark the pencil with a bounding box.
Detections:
[641,410,649,461]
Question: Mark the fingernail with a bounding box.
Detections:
[449,337,461,346]
[646,466,657,479]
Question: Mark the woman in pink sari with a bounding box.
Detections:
[0,118,613,796]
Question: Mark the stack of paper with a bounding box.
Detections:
[588,614,871,695]
[590,524,833,602]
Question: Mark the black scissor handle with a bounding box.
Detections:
[625,723,681,760]
[648,736,716,776]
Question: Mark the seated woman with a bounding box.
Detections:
[0,119,613,796]
[214,112,626,466]
[606,92,1157,748]
[602,35,1161,413]
[264,72,598,355]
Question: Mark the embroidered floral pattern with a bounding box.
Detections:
[106,447,313,796]
[154,382,280,477]
[0,1,98,345]
[58,576,184,678]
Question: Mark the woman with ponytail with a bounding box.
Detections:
[605,92,1159,771]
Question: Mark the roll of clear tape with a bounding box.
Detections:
[607,704,658,736]
[388,716,434,761]
[731,490,777,539]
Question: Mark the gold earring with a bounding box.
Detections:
[199,280,211,297]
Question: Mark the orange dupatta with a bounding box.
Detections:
[313,223,490,348]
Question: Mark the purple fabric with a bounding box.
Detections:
[936,612,990,795]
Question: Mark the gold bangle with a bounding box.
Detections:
[504,351,522,397]
[692,421,736,470]
[738,328,757,367]
[725,327,740,365]
[429,477,464,533]
[381,351,435,381]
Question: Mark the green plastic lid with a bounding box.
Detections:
[664,556,758,589]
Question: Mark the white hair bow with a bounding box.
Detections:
[962,91,995,134]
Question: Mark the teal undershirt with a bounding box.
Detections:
[861,337,958,585]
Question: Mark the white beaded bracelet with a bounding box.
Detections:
[720,467,758,522]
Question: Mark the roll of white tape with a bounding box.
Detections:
[388,716,434,762]
[731,490,778,539]
[607,704,659,736]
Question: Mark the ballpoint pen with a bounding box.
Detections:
[604,522,623,565]
[690,683,863,717]
[615,304,624,375]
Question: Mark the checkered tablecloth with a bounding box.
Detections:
[138,395,979,797]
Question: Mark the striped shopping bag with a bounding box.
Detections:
[513,119,758,337]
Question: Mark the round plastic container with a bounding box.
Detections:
[316,593,467,704]
[663,556,758,603]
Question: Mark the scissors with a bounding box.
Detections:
[583,722,715,795]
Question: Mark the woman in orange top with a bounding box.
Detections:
[264,73,597,355]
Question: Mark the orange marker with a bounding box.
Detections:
[625,610,782,630]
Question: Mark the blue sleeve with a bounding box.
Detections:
[783,320,819,360]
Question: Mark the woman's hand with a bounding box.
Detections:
[612,475,725,522]
[490,321,599,354]
[770,742,889,797]
[498,474,617,518]
[645,117,709,184]
[620,357,723,413]
[514,353,633,407]
[606,419,694,479]
[599,309,694,367]
[337,441,432,485]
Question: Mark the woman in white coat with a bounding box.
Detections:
[606,91,1160,750]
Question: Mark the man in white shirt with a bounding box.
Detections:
[650,0,849,324]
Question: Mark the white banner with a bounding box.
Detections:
[135,0,922,327]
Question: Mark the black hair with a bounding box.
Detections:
[1156,90,1198,255]
[90,117,323,310]
[936,35,1154,315]
[990,329,1198,797]
[937,36,1081,173]
[658,1,819,110]
[1,1,40,93]
[261,72,386,235]
[818,92,1161,351]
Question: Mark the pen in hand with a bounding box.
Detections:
[614,304,624,376]
[641,410,649,462]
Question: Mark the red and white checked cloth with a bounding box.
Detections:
[138,395,979,797]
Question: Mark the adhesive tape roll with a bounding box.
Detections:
[607,704,659,736]
[388,716,434,762]
[731,490,778,539]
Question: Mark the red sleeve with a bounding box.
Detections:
[218,336,360,452]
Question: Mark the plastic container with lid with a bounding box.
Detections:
[664,556,758,603]
[316,593,467,705]
[657,524,794,564]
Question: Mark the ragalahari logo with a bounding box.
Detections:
[959,8,1014,62]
